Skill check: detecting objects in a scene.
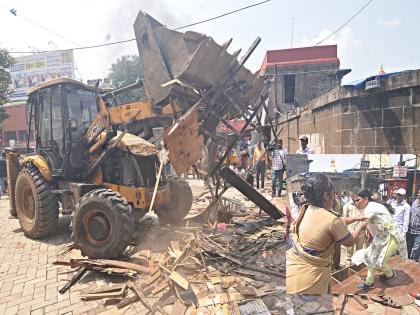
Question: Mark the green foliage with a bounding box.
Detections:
[0,49,14,122]
[107,55,145,104]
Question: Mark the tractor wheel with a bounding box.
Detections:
[15,167,59,238]
[72,188,134,258]
[156,177,193,224]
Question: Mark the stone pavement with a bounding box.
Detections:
[1,192,420,315]
[0,197,152,315]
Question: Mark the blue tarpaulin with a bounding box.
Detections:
[343,71,406,88]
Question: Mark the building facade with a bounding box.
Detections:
[260,45,350,114]
[1,102,29,148]
[277,69,420,153]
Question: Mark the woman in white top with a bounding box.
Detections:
[353,189,408,289]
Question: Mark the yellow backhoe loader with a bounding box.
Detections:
[6,11,281,259]
[6,78,192,259]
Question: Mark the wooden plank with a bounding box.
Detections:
[222,304,230,315]
[170,271,189,290]
[55,259,149,274]
[58,267,88,294]
[130,281,154,313]
[151,277,171,295]
[144,270,161,287]
[171,241,181,257]
[170,301,187,315]
[164,105,204,176]
[171,240,192,271]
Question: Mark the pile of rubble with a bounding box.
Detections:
[54,211,286,314]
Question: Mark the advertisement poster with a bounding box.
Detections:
[8,50,75,101]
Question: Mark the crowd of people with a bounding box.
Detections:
[287,173,420,294]
[212,135,313,197]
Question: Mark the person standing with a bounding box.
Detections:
[0,154,7,196]
[387,188,398,209]
[372,192,382,201]
[269,140,287,197]
[253,141,266,190]
[393,188,411,237]
[342,192,366,266]
[353,189,407,289]
[296,136,313,154]
[407,191,420,262]
[286,174,366,294]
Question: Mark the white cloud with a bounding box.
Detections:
[300,27,361,49]
[378,18,401,27]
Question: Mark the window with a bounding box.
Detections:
[51,87,63,141]
[65,85,98,134]
[284,75,295,104]
[38,89,51,147]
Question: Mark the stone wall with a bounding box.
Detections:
[278,69,420,154]
[265,62,343,112]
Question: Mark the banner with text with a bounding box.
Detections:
[8,50,75,101]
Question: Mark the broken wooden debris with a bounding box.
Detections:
[170,271,189,290]
[59,267,88,294]
[175,285,198,307]
[81,284,127,301]
[55,213,285,314]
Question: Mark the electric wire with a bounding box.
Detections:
[314,0,375,46]
[0,3,113,61]
[3,0,271,54]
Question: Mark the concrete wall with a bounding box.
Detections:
[278,70,420,154]
[265,62,342,113]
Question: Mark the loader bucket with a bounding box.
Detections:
[133,11,268,175]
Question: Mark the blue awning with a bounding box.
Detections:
[343,71,406,88]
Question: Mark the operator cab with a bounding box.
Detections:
[27,78,100,178]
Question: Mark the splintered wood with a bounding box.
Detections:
[55,216,286,314]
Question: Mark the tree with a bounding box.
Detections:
[107,55,144,104]
[0,49,14,123]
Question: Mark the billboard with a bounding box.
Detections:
[8,50,75,101]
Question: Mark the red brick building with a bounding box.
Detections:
[1,102,29,148]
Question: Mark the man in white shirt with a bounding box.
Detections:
[269,140,287,197]
[296,136,313,154]
[393,188,411,237]
[387,188,398,209]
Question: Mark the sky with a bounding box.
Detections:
[1,0,419,83]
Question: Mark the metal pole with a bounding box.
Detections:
[413,154,418,202]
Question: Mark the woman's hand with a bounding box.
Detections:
[359,222,367,230]
[357,215,366,222]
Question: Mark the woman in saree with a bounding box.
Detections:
[286,174,367,294]
[353,189,408,289]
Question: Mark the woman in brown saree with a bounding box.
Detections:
[286,174,367,294]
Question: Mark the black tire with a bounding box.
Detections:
[156,177,193,224]
[15,167,59,238]
[72,188,134,258]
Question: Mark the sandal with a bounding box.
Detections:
[408,292,420,300]
[356,282,375,289]
[379,270,396,282]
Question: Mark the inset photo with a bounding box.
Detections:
[285,154,420,295]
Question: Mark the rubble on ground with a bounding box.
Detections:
[54,197,286,314]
